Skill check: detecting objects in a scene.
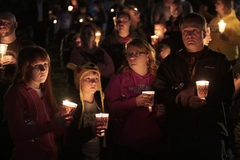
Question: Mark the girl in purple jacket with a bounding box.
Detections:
[105,38,166,159]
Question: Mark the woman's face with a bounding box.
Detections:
[125,45,149,73]
[80,71,99,95]
[29,60,49,86]
[80,27,95,45]
[215,0,225,14]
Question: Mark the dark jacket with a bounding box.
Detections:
[60,91,105,159]
[154,46,234,137]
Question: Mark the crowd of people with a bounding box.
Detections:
[0,0,240,160]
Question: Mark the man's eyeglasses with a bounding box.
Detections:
[125,52,147,58]
[182,29,200,36]
[32,63,48,71]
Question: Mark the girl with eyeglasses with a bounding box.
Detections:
[104,38,166,159]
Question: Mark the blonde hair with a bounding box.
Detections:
[118,38,159,77]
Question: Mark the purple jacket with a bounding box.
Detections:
[105,70,164,154]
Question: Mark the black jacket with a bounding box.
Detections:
[154,46,234,137]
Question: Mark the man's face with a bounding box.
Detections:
[0,19,16,38]
[180,21,205,52]
[116,15,131,32]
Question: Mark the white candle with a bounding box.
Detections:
[151,35,158,45]
[218,20,226,33]
[0,44,8,68]
[95,31,101,47]
[68,5,73,12]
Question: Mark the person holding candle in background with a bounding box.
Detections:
[101,11,139,73]
[104,38,166,159]
[208,0,240,66]
[0,11,35,160]
[60,62,107,160]
[69,22,114,91]
[154,13,234,159]
[4,46,71,160]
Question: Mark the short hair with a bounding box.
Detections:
[79,22,97,35]
[0,11,16,22]
[179,12,207,32]
[116,11,131,20]
[221,0,233,10]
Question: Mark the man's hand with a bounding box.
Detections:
[175,86,195,106]
[3,55,16,65]
[188,95,207,109]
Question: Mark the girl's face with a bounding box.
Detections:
[80,71,99,95]
[80,27,95,45]
[29,60,49,86]
[125,45,149,72]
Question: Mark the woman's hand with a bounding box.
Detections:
[136,94,154,107]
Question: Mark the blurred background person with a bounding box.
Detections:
[124,5,150,43]
[151,0,174,25]
[208,0,240,66]
[27,0,50,47]
[54,0,73,49]
[199,0,217,22]
[0,11,34,160]
[101,11,138,73]
[69,22,114,91]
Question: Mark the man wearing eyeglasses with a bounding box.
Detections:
[101,11,139,73]
[154,12,234,159]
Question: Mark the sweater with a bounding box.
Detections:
[105,70,164,154]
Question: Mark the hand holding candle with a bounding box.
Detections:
[62,100,77,117]
[0,44,8,68]
[218,20,226,33]
[95,113,109,137]
[142,91,155,112]
[151,35,158,45]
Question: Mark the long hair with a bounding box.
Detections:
[118,38,159,77]
[14,46,58,116]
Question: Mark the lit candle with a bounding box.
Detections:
[79,18,83,23]
[113,17,116,30]
[53,19,57,24]
[151,35,158,45]
[68,5,73,12]
[0,44,8,68]
[110,8,114,13]
[218,20,226,33]
[95,31,101,47]
[62,100,78,116]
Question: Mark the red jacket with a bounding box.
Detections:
[4,83,60,160]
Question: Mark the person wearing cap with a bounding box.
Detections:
[60,61,106,160]
[4,46,71,160]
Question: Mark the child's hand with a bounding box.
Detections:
[53,112,73,128]
[91,123,105,137]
